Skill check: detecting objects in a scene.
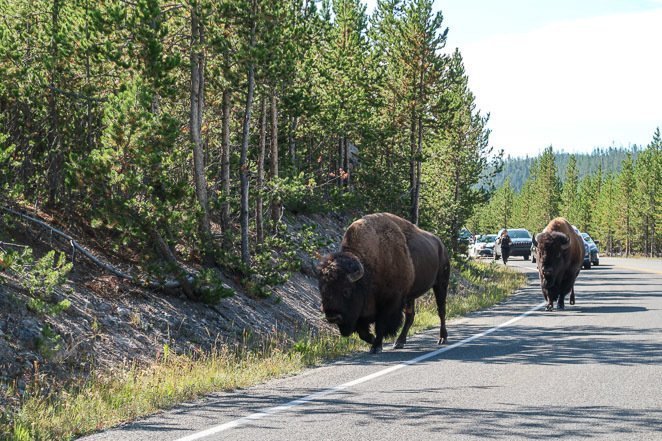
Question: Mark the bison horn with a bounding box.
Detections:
[347,260,364,283]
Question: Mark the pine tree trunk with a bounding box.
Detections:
[343,136,351,191]
[239,9,257,266]
[256,96,266,245]
[220,88,231,235]
[190,4,212,244]
[47,0,62,207]
[270,92,280,233]
[337,136,344,188]
[289,116,297,171]
[409,110,417,224]
[413,113,423,224]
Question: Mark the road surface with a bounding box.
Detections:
[83,257,662,440]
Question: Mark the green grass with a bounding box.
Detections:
[2,261,525,441]
[410,260,527,334]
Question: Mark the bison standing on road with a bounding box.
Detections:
[317,213,450,354]
[532,217,585,311]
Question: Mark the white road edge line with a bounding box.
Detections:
[174,301,547,441]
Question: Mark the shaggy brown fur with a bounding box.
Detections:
[534,217,584,311]
[318,213,450,353]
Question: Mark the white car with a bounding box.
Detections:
[470,234,497,258]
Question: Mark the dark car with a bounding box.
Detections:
[581,233,600,266]
[494,228,532,261]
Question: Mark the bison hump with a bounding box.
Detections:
[341,213,415,294]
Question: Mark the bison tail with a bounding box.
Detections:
[384,308,404,338]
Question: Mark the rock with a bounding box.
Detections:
[17,318,42,349]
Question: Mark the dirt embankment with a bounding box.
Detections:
[0,210,348,407]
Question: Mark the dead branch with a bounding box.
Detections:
[1,206,193,292]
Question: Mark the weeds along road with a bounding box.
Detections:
[83,258,662,441]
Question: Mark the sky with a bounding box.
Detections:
[363,0,662,158]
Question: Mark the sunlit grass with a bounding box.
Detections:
[411,260,527,333]
[3,260,525,441]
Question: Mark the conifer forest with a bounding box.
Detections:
[0,0,659,296]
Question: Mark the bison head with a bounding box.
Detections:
[534,231,570,284]
[317,252,366,337]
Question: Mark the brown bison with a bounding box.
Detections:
[317,213,450,354]
[532,217,585,311]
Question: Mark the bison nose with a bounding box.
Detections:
[325,313,343,324]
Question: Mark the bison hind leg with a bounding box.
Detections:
[394,301,415,350]
[384,307,404,338]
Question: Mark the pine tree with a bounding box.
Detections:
[594,174,618,254]
[616,153,635,256]
[561,155,580,224]
[633,128,661,256]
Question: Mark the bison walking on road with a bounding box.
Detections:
[317,213,450,354]
[533,217,585,311]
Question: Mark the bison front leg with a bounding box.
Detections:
[371,319,385,354]
[394,300,415,350]
[557,295,565,310]
[541,287,553,311]
[355,321,375,346]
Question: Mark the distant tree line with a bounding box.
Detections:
[470,129,661,257]
[0,0,496,297]
[487,146,643,192]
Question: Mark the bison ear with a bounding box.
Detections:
[346,257,364,283]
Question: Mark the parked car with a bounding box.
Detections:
[494,228,532,261]
[469,234,497,258]
[572,225,592,269]
[581,233,600,266]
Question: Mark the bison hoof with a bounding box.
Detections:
[393,340,405,350]
[557,303,565,310]
[437,337,448,345]
[370,346,383,354]
[545,304,554,311]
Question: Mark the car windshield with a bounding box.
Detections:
[582,233,595,244]
[477,235,496,243]
[506,230,530,239]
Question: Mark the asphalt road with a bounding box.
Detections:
[83,257,662,441]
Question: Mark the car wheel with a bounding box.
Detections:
[584,262,591,269]
[531,254,536,263]
[524,254,530,261]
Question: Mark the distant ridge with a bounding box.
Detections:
[486,146,642,191]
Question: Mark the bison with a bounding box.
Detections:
[317,213,450,354]
[532,217,585,311]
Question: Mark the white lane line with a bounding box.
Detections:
[174,301,547,441]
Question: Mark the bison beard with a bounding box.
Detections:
[533,218,584,311]
[318,213,450,354]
